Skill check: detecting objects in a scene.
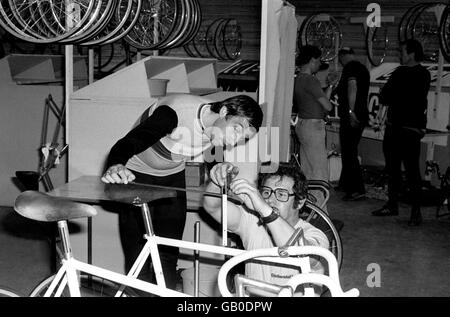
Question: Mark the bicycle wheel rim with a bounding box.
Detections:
[303,201,343,271]
[0,286,22,297]
[30,273,139,297]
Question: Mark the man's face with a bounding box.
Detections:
[209,115,256,147]
[311,57,321,73]
[260,175,300,219]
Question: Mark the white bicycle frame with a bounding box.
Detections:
[217,245,360,297]
[45,201,315,297]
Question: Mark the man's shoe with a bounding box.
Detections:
[342,192,366,201]
[407,217,422,226]
[408,209,422,226]
[371,205,399,216]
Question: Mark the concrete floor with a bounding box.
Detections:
[1,190,450,297]
[331,192,450,297]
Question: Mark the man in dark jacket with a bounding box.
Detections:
[372,39,431,226]
[334,47,370,201]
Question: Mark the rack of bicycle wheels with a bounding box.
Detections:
[0,0,243,65]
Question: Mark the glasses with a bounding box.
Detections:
[260,186,295,202]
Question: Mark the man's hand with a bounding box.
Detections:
[349,112,360,128]
[101,164,135,184]
[229,179,268,214]
[209,163,239,188]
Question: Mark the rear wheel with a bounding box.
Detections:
[301,201,343,271]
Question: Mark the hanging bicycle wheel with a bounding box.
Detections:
[366,26,389,67]
[177,0,201,48]
[124,0,178,50]
[192,19,209,57]
[398,3,429,43]
[102,0,142,45]
[222,18,241,60]
[212,18,228,60]
[82,0,133,45]
[411,3,445,62]
[301,201,343,271]
[62,0,118,44]
[0,0,98,43]
[205,18,224,58]
[299,13,342,62]
[439,5,450,62]
[29,273,140,297]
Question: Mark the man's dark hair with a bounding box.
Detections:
[296,45,322,66]
[210,95,263,132]
[401,39,425,62]
[258,162,308,208]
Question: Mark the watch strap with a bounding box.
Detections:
[258,208,280,226]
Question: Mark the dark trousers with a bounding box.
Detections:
[118,170,187,291]
[383,126,422,213]
[338,122,365,194]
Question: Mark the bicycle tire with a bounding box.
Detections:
[410,2,445,62]
[124,0,178,50]
[0,286,22,297]
[0,0,97,43]
[102,0,143,45]
[302,201,343,271]
[83,0,134,46]
[223,18,242,60]
[205,18,225,59]
[439,4,450,62]
[30,273,140,297]
[365,26,388,67]
[213,18,228,60]
[398,3,428,43]
[299,13,342,62]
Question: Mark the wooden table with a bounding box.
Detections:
[47,175,205,265]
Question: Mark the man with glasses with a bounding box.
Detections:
[203,162,329,292]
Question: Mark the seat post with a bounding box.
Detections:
[57,221,73,260]
[140,203,155,236]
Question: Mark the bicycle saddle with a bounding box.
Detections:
[104,183,177,205]
[14,191,97,222]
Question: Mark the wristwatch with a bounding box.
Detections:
[349,109,354,114]
[259,208,280,225]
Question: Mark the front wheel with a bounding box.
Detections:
[30,273,139,297]
[0,286,23,297]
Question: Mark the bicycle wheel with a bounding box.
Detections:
[365,25,388,67]
[299,13,342,62]
[439,4,450,62]
[30,273,139,297]
[398,3,428,43]
[301,201,343,271]
[411,3,445,62]
[0,286,22,297]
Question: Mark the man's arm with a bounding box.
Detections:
[203,163,244,232]
[106,105,178,166]
[102,106,178,183]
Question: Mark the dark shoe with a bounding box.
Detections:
[342,192,366,201]
[408,209,423,226]
[407,217,422,226]
[371,205,399,216]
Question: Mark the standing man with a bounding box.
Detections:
[371,39,431,226]
[334,47,370,201]
[293,45,334,211]
[101,93,263,290]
